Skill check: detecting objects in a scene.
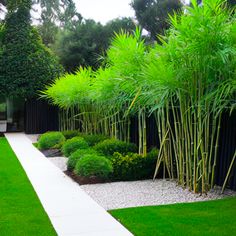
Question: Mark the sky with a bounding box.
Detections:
[75,0,135,25]
[0,0,190,24]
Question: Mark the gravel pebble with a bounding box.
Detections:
[81,179,236,210]
[49,157,68,172]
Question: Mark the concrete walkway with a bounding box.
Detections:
[5,133,133,236]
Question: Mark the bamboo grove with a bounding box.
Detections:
[42,0,236,193]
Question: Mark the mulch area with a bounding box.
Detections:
[64,170,107,185]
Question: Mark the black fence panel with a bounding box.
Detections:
[24,99,59,134]
[130,115,160,151]
[130,112,236,190]
[215,111,236,191]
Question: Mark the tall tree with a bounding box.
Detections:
[53,18,137,73]
[0,2,62,98]
[131,0,183,39]
[227,0,236,6]
[195,0,236,6]
[0,0,81,46]
[104,17,136,37]
[53,19,107,72]
[34,0,82,46]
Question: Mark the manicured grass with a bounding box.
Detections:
[0,137,56,236]
[110,197,236,236]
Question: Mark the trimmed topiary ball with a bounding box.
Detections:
[38,132,65,150]
[62,137,89,157]
[81,134,109,146]
[62,130,80,140]
[94,139,137,156]
[75,154,113,179]
[67,148,98,171]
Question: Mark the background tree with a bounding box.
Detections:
[227,0,236,6]
[0,0,81,46]
[53,17,137,72]
[53,19,106,72]
[195,0,236,7]
[0,2,62,98]
[131,0,183,40]
[37,0,82,46]
[104,17,136,38]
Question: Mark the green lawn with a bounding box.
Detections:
[110,197,236,236]
[0,137,56,236]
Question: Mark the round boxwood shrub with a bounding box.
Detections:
[94,139,137,156]
[81,134,109,146]
[62,130,80,140]
[62,137,89,157]
[67,148,98,171]
[75,154,113,179]
[38,132,65,150]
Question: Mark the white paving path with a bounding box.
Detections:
[5,133,133,236]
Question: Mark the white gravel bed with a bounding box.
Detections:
[49,157,68,172]
[81,179,236,210]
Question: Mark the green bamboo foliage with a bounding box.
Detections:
[139,0,236,193]
[43,29,148,154]
[43,0,236,193]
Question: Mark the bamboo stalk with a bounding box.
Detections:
[221,150,236,194]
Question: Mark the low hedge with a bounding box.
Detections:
[75,154,113,179]
[94,139,137,156]
[62,137,89,157]
[110,150,158,181]
[38,132,65,150]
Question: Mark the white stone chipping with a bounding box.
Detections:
[81,180,236,210]
[49,157,68,172]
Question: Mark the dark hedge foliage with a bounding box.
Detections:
[111,151,157,181]
[0,5,62,98]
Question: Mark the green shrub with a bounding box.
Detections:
[81,134,109,146]
[146,148,159,159]
[67,148,98,171]
[75,154,113,179]
[111,151,157,181]
[62,130,80,140]
[62,137,89,157]
[94,139,137,156]
[38,132,65,150]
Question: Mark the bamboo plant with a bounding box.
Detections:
[42,0,236,194]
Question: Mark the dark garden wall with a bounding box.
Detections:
[24,99,59,134]
[215,111,236,191]
[130,115,160,149]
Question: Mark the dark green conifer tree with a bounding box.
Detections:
[0,1,62,98]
